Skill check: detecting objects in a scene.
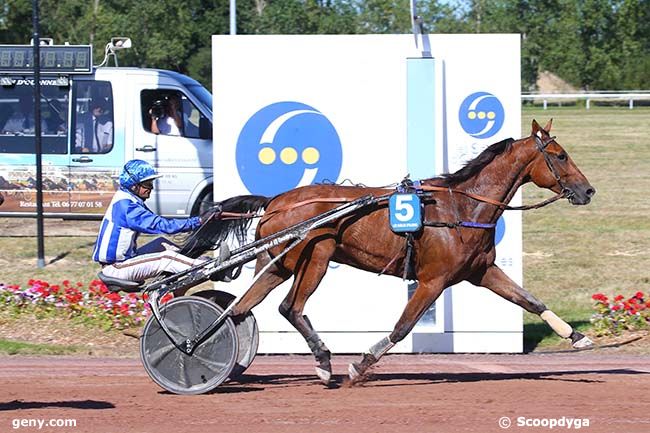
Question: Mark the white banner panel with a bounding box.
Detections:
[212,34,521,353]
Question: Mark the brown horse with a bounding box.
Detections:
[230,119,596,384]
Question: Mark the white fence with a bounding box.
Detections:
[521,91,650,109]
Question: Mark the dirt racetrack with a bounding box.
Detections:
[0,353,649,433]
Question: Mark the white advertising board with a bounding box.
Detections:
[212,34,521,353]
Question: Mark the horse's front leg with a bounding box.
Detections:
[349,277,446,381]
[476,265,593,349]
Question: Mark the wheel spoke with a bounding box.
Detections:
[146,343,179,368]
[191,352,230,372]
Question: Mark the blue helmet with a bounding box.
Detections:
[119,159,162,190]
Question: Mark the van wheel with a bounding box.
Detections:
[192,189,214,216]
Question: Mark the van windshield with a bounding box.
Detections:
[185,84,212,115]
[0,79,69,154]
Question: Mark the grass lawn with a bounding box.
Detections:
[521,106,650,348]
[0,339,80,356]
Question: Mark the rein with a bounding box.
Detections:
[417,184,565,211]
[253,130,569,231]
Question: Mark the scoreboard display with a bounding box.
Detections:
[0,45,92,74]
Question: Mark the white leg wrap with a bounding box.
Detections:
[369,337,395,359]
[541,310,573,339]
[573,335,594,349]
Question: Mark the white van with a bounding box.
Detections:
[0,42,214,218]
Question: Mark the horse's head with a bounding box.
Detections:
[526,119,595,205]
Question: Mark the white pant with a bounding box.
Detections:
[102,251,208,282]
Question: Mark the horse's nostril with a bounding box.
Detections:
[586,188,595,197]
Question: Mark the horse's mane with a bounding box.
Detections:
[434,137,515,186]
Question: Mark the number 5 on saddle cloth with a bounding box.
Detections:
[389,193,423,233]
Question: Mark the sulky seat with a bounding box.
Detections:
[97,272,143,293]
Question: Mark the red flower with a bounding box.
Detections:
[105,292,122,303]
[635,291,644,299]
[592,293,608,302]
[612,305,622,311]
[614,295,624,302]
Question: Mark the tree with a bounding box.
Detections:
[0,0,647,90]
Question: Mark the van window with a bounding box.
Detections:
[72,81,114,154]
[0,81,68,154]
[141,89,212,139]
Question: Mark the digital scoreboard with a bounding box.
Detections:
[0,45,93,74]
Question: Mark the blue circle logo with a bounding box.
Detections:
[236,101,343,196]
[458,92,505,139]
[495,216,506,245]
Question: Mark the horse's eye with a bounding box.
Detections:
[557,153,567,161]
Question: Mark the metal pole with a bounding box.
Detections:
[32,0,45,268]
[230,0,236,35]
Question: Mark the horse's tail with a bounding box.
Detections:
[179,194,270,257]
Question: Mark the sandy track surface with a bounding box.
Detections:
[0,353,648,433]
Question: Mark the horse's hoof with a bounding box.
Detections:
[315,366,331,384]
[572,335,594,349]
[348,362,362,381]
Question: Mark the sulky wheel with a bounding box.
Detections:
[140,296,238,395]
[193,290,259,380]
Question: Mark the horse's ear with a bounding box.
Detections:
[531,119,542,137]
[544,118,553,132]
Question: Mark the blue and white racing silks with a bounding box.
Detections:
[92,189,201,264]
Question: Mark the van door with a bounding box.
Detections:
[0,78,70,216]
[68,79,121,216]
[134,87,212,216]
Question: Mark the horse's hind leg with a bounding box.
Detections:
[230,251,291,316]
[349,277,446,381]
[279,237,336,384]
[476,265,593,349]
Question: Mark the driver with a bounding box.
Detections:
[93,159,206,283]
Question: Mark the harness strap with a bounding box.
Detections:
[218,211,259,220]
[377,234,415,281]
[378,243,405,277]
[418,184,565,211]
[423,221,496,229]
[403,233,415,280]
[260,197,352,223]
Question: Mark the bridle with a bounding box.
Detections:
[533,131,572,201]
